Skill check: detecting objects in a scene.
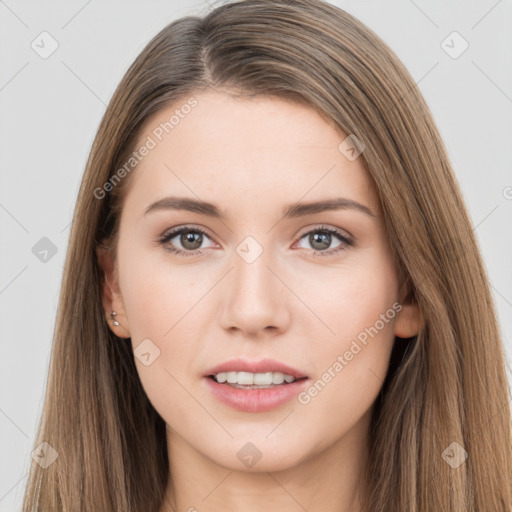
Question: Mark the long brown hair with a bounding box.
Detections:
[22,1,512,510]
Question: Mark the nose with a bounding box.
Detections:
[218,246,291,338]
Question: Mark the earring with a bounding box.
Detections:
[110,311,120,326]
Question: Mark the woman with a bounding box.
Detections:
[23,0,512,510]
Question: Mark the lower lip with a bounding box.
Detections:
[204,376,310,412]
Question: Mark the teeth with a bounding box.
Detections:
[214,371,297,385]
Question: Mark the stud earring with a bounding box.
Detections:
[110,311,120,326]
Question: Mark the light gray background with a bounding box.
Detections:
[1,1,511,510]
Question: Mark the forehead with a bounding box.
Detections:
[122,91,379,218]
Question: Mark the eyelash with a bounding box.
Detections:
[157,224,354,258]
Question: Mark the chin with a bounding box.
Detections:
[205,440,309,473]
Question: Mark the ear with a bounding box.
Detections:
[394,283,424,339]
[96,242,131,339]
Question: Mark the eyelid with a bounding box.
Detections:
[158,224,218,248]
[296,223,353,240]
[159,223,352,242]
[292,224,354,256]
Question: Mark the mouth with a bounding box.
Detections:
[207,372,308,389]
[204,373,310,412]
[202,359,310,412]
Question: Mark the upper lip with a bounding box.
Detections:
[204,358,308,379]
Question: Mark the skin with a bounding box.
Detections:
[97,90,422,512]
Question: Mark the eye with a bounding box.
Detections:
[158,224,354,258]
[294,225,353,257]
[158,226,216,257]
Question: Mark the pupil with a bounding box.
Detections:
[181,231,202,250]
[310,232,330,250]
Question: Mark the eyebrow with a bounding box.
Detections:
[143,196,376,219]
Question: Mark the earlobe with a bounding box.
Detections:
[394,282,424,339]
[394,301,423,339]
[96,244,131,338]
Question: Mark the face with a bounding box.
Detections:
[98,90,420,473]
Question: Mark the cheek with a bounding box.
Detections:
[117,242,216,394]
[117,248,209,421]
[294,245,398,348]
[295,250,399,410]
[118,237,205,339]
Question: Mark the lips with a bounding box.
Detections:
[203,358,310,412]
[204,357,308,379]
[204,376,310,412]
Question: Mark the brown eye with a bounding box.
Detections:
[159,226,214,256]
[179,231,203,250]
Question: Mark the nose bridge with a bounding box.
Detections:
[235,241,273,296]
[219,235,290,334]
